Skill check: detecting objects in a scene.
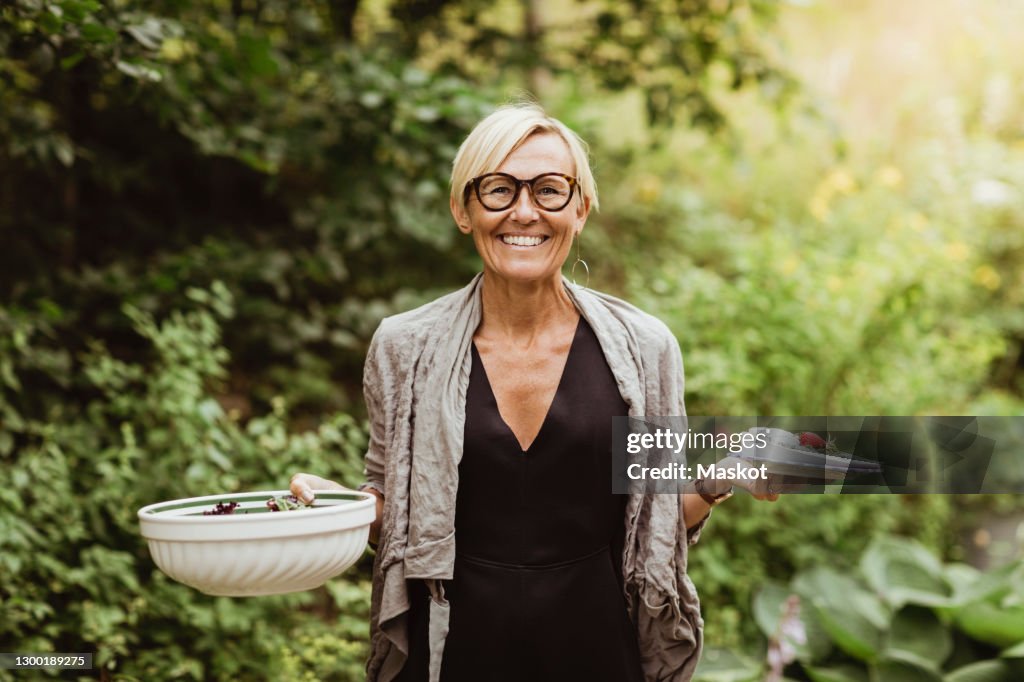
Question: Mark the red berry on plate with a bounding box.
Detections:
[799,432,827,449]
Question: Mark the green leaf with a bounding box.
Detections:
[793,566,889,640]
[955,603,1024,648]
[944,660,1014,682]
[693,646,762,682]
[79,21,117,44]
[60,51,85,70]
[57,0,102,22]
[125,18,166,50]
[0,431,14,456]
[0,358,20,390]
[806,665,868,682]
[885,606,952,669]
[871,655,943,682]
[813,601,883,664]
[850,589,890,630]
[52,136,74,167]
[753,581,791,638]
[116,60,162,82]
[806,663,864,679]
[860,536,952,608]
[238,35,277,76]
[947,561,1021,609]
[205,444,231,471]
[360,91,384,108]
[796,601,839,663]
[793,566,868,611]
[413,105,439,122]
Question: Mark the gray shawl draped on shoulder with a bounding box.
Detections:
[358,272,709,682]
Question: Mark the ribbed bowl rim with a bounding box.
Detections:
[137,489,375,541]
[138,489,372,518]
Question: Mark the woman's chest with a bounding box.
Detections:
[474,345,570,451]
[480,350,566,402]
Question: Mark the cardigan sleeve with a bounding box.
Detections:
[358,326,388,496]
[657,318,713,547]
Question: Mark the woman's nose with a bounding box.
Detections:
[509,185,540,223]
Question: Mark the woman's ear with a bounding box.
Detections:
[574,194,591,230]
[451,194,473,234]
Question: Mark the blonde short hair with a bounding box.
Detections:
[450,102,599,212]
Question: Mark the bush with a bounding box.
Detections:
[694,537,1024,682]
[0,284,372,680]
[687,493,955,650]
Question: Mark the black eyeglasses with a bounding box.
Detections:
[464,172,578,212]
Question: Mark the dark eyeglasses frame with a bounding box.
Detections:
[464,172,579,212]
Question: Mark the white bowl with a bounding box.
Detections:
[138,490,376,596]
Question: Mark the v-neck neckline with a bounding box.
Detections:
[472,316,583,454]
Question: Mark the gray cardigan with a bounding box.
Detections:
[359,272,709,682]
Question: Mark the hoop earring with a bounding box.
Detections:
[570,231,589,289]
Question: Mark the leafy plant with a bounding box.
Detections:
[0,285,371,680]
[695,537,1024,682]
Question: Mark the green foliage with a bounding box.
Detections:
[0,1,794,677]
[2,0,1023,678]
[276,581,374,682]
[396,0,795,130]
[1,0,493,415]
[695,538,1024,682]
[595,8,1024,657]
[584,0,1024,419]
[626,159,1008,415]
[0,286,371,679]
[687,492,955,650]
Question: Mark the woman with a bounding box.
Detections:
[290,103,778,682]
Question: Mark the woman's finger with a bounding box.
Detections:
[289,473,317,503]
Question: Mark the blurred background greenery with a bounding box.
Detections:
[1,0,1022,679]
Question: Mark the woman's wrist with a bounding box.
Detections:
[694,476,734,505]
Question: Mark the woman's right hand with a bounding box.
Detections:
[289,472,350,504]
[290,472,385,545]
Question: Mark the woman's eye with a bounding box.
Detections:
[537,186,564,196]
[487,187,511,195]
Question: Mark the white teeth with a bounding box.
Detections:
[500,235,545,246]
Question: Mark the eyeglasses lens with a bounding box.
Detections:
[477,175,572,210]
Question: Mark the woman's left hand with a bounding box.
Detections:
[716,455,781,502]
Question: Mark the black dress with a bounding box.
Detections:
[395,317,643,682]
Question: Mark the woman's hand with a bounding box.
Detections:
[715,456,781,502]
[289,472,349,503]
[289,472,386,545]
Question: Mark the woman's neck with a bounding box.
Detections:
[477,272,579,349]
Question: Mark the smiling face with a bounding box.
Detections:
[451,132,590,287]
